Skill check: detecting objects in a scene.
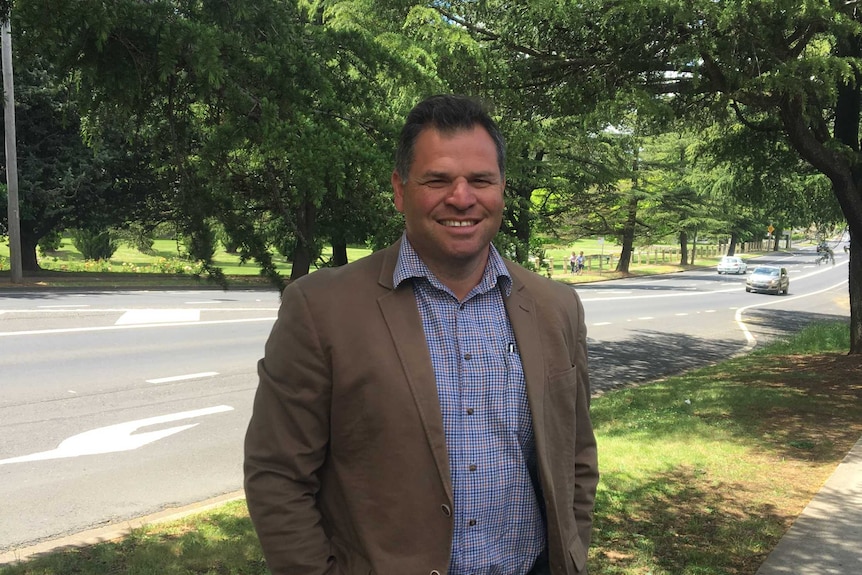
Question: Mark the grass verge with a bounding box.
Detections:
[2,237,740,290]
[1,322,858,574]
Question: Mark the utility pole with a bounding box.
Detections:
[2,18,21,283]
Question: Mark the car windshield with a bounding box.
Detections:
[754,268,778,276]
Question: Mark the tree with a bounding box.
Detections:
[378,0,862,352]
[0,52,130,270]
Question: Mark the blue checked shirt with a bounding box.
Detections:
[394,237,546,575]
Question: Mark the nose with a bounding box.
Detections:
[445,177,476,209]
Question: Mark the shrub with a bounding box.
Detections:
[72,229,119,260]
[182,223,217,262]
[38,230,64,255]
[116,223,156,255]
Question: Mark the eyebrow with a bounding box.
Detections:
[417,170,500,180]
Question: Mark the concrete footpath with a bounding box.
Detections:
[756,435,862,575]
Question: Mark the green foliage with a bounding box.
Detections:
[114,224,156,255]
[72,229,119,261]
[37,229,64,255]
[181,222,217,263]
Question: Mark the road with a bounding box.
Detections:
[0,247,851,554]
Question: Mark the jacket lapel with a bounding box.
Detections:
[504,268,547,433]
[376,242,453,501]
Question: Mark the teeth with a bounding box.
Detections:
[442,220,475,227]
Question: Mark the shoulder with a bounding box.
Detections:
[283,244,396,301]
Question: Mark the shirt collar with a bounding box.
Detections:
[393,233,512,298]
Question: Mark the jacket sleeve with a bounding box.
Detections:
[571,290,600,553]
[243,283,337,575]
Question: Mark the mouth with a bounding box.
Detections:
[440,220,478,227]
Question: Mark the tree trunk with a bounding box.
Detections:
[615,196,638,273]
[690,232,698,265]
[727,232,738,256]
[849,221,862,354]
[20,224,42,272]
[331,240,348,267]
[679,230,689,265]
[772,228,781,251]
[289,195,317,281]
[776,36,862,354]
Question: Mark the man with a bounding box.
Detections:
[244,94,599,575]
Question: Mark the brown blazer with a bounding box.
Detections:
[244,241,599,575]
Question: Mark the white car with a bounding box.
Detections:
[717,256,747,274]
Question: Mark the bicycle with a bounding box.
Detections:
[816,252,834,265]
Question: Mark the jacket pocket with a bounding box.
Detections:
[547,365,577,394]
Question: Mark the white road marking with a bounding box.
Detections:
[147,372,219,384]
[37,304,90,309]
[184,301,223,305]
[115,309,200,325]
[0,405,234,465]
[675,313,689,316]
[593,322,612,326]
[0,316,276,337]
[638,316,654,320]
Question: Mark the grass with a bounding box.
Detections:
[0,237,376,289]
[1,322,859,575]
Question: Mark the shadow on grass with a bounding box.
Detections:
[591,466,784,575]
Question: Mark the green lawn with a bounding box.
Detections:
[2,235,742,289]
[0,236,375,276]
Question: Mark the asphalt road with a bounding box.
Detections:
[0,247,851,554]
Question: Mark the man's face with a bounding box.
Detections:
[392,126,505,276]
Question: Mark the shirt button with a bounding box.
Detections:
[464,352,472,360]
[466,408,474,415]
[441,504,452,516]
[468,464,477,471]
[468,519,476,526]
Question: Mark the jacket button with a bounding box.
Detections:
[441,504,452,516]
[430,571,441,575]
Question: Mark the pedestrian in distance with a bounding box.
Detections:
[243,94,599,575]
[569,251,577,275]
[576,251,585,275]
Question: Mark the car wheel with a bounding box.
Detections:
[745,286,751,292]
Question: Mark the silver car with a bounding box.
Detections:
[717,256,747,274]
[745,266,789,295]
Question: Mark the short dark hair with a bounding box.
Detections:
[394,94,506,182]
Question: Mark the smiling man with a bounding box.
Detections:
[244,94,599,575]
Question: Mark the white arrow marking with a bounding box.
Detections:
[115,309,200,325]
[0,405,234,465]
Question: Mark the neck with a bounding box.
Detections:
[425,251,490,301]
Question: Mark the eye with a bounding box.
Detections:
[422,178,451,188]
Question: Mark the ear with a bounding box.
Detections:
[392,170,406,213]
